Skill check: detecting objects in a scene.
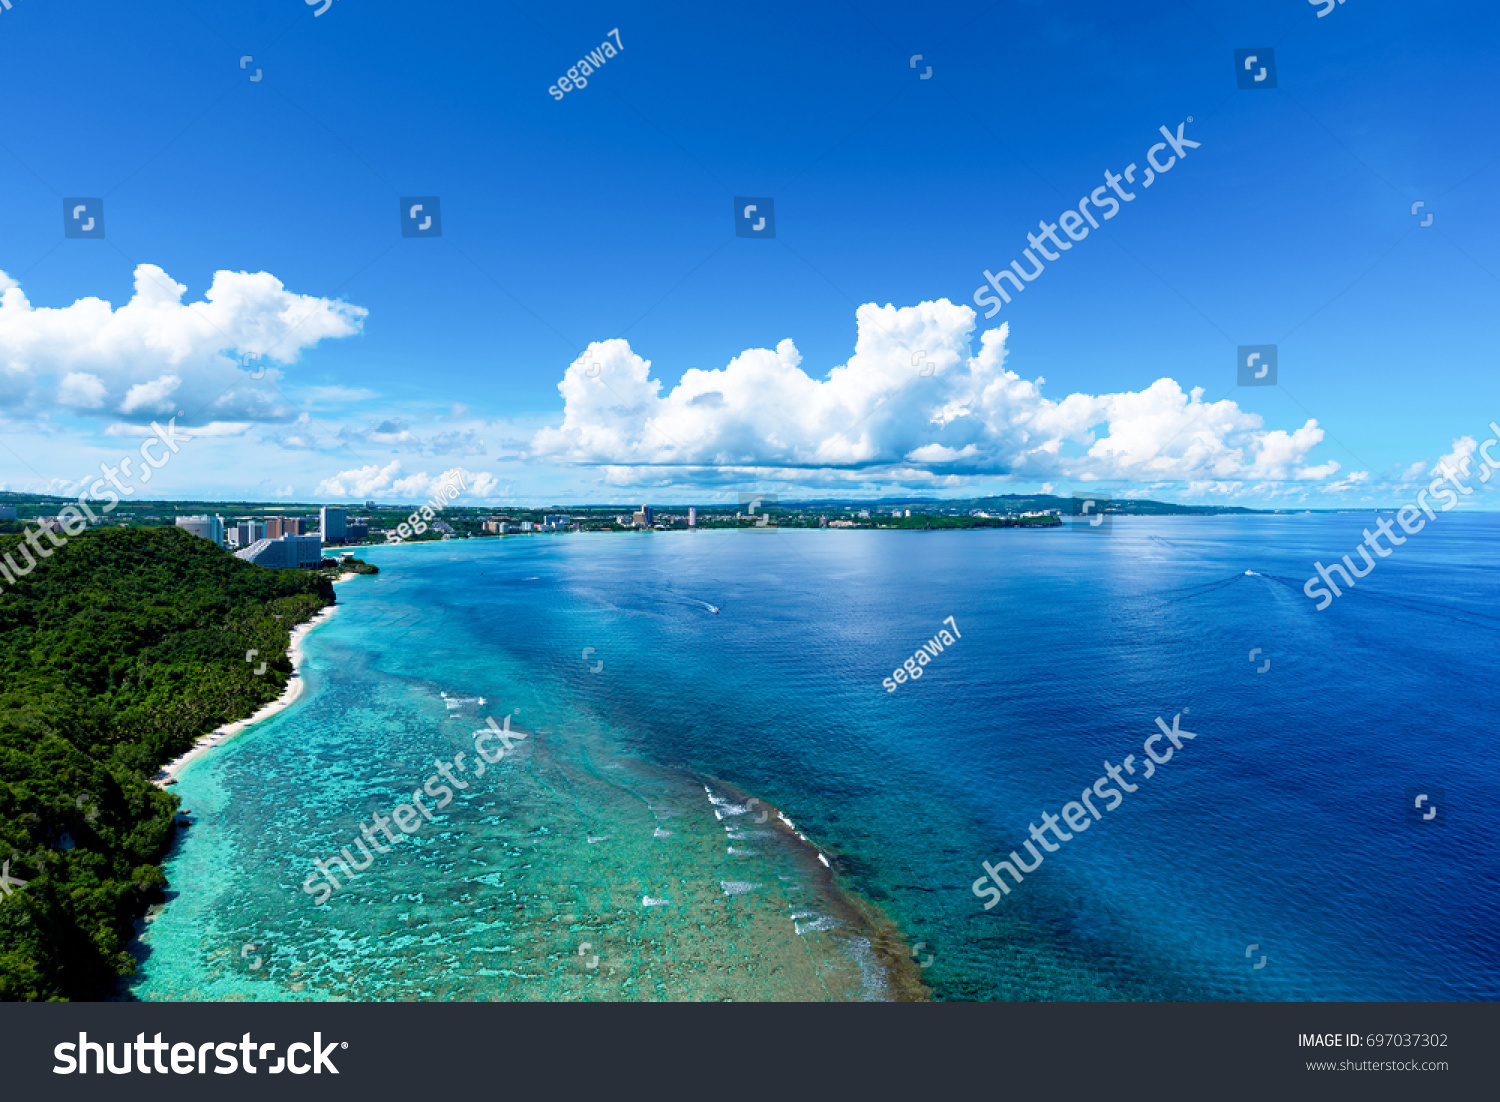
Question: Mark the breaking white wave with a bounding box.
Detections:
[794,914,836,935]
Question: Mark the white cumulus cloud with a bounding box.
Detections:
[58,371,107,408]
[315,462,495,501]
[531,299,1334,489]
[0,264,366,423]
[1433,436,1479,478]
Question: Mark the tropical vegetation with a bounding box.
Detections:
[0,526,332,1000]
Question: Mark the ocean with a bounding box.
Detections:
[124,514,1500,1001]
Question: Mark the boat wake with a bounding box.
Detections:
[669,596,720,614]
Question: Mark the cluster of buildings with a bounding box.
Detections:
[1,506,73,533]
[607,505,700,529]
[173,506,368,569]
[481,514,571,535]
[174,507,373,562]
[230,516,308,545]
[474,507,709,535]
[175,514,324,569]
[475,505,709,533]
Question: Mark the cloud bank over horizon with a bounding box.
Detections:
[1,271,1482,508]
[314,461,498,501]
[530,299,1339,493]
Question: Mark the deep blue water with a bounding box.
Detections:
[131,514,1500,1001]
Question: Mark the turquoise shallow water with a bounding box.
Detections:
[128,518,1500,1001]
[126,534,917,1001]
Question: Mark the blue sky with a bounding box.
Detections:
[1,0,1497,507]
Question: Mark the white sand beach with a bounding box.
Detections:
[152,598,345,787]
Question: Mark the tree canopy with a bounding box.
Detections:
[0,526,332,1000]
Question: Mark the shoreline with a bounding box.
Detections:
[138,557,927,1001]
[151,580,353,787]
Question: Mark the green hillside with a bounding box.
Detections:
[0,526,332,1000]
